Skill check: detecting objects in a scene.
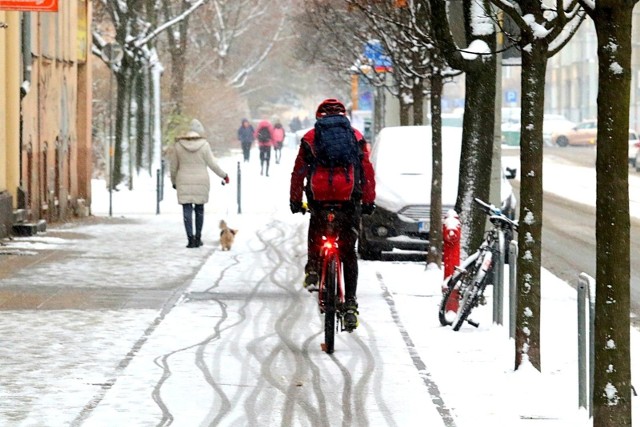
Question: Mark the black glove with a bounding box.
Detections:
[361,203,375,215]
[290,200,303,214]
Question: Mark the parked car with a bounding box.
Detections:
[551,119,597,147]
[358,126,517,260]
[543,114,576,146]
[628,129,639,167]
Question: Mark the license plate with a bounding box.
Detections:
[418,221,428,233]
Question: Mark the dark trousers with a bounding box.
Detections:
[182,203,204,238]
[274,142,283,163]
[241,141,252,162]
[307,204,361,301]
[259,146,271,175]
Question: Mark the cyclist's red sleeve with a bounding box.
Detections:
[290,131,314,202]
[357,133,376,205]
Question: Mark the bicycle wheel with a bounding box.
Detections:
[439,252,480,326]
[323,255,338,354]
[451,275,479,331]
[452,252,493,331]
[438,274,463,326]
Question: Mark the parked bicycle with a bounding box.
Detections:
[299,202,349,354]
[439,198,518,331]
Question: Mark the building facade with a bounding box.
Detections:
[546,8,640,131]
[0,1,92,237]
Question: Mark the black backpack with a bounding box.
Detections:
[313,115,361,184]
[257,126,271,142]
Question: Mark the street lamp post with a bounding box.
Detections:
[102,43,123,217]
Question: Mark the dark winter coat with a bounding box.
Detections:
[237,120,255,144]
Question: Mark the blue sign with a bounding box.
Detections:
[505,90,518,103]
[363,40,393,70]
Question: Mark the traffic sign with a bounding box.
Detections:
[505,90,518,103]
[0,0,58,12]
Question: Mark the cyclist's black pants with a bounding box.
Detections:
[306,204,361,301]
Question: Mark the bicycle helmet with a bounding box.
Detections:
[315,98,346,119]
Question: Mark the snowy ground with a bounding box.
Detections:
[0,143,637,426]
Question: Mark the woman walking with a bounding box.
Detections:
[169,119,229,248]
[237,118,254,162]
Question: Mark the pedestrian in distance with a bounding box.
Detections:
[169,119,230,248]
[289,98,376,331]
[237,118,254,162]
[272,121,286,164]
[255,119,275,176]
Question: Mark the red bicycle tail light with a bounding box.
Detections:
[322,237,337,250]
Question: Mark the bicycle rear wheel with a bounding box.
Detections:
[452,253,493,331]
[439,273,463,326]
[323,255,338,354]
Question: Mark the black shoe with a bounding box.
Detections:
[194,235,203,247]
[343,299,359,332]
[303,272,319,292]
[186,236,196,248]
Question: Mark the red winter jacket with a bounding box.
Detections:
[290,126,376,205]
[254,120,275,148]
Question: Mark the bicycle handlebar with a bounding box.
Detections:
[473,198,518,231]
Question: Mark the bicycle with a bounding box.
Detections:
[438,198,518,331]
[300,202,349,354]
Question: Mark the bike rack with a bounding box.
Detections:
[508,240,518,340]
[492,230,506,325]
[577,272,595,418]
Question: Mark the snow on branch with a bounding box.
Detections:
[131,0,206,49]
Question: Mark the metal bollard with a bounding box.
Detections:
[508,240,518,339]
[156,168,161,215]
[493,230,505,325]
[236,161,242,214]
[577,272,595,417]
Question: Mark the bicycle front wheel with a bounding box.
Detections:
[323,255,338,354]
[452,251,493,331]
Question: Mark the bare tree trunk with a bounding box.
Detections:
[412,81,425,126]
[135,69,146,174]
[591,5,633,425]
[455,58,496,255]
[427,71,443,267]
[170,53,187,114]
[399,98,411,126]
[164,0,191,115]
[112,69,130,189]
[515,42,547,372]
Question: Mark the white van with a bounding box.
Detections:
[359,125,517,260]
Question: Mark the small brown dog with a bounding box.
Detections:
[219,220,238,251]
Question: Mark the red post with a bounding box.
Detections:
[442,209,461,313]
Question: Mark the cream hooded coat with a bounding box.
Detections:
[169,120,227,205]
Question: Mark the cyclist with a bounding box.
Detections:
[289,98,376,331]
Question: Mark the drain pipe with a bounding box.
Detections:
[18,14,32,209]
[20,14,32,99]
